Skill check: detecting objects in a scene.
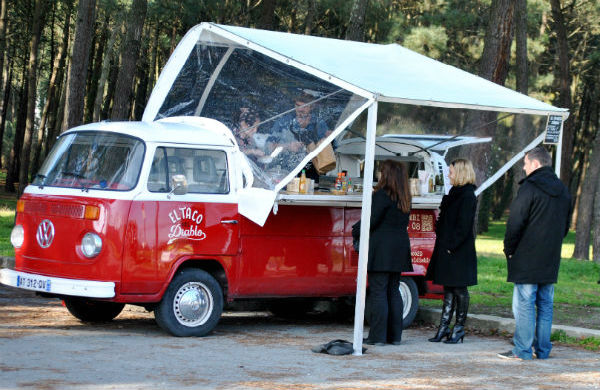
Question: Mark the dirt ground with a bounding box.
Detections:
[1,285,599,390]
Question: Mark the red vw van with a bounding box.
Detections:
[1,117,452,336]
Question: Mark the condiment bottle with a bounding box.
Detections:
[335,172,342,191]
[299,170,307,194]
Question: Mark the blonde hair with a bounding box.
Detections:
[451,159,476,186]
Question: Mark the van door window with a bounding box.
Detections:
[147,147,229,194]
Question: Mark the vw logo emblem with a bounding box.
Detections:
[36,220,55,248]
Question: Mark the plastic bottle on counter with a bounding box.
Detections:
[341,172,347,193]
[299,170,307,194]
[347,178,353,193]
[335,172,342,192]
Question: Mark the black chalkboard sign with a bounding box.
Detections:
[544,115,563,144]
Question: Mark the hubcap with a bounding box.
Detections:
[399,281,412,319]
[173,282,213,326]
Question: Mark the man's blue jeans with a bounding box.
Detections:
[512,283,554,360]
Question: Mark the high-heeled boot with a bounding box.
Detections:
[444,288,469,344]
[428,290,455,342]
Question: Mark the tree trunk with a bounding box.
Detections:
[6,73,27,193]
[145,22,159,104]
[32,0,73,177]
[0,56,11,170]
[0,0,8,105]
[573,126,599,259]
[257,0,276,30]
[18,0,47,195]
[63,0,96,131]
[132,40,149,121]
[93,18,121,122]
[345,0,369,42]
[110,0,147,121]
[304,0,316,35]
[511,0,530,198]
[469,0,517,233]
[84,13,108,123]
[549,0,573,186]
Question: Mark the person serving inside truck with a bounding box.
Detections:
[267,91,330,181]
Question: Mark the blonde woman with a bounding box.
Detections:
[425,159,478,343]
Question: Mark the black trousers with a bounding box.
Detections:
[368,271,404,343]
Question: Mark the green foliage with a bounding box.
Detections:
[551,330,600,351]
[403,26,448,59]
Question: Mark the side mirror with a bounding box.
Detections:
[168,174,188,198]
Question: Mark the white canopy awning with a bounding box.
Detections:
[214,24,567,117]
[143,23,568,356]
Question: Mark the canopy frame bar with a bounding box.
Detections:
[194,46,234,116]
[352,100,378,356]
[377,96,570,118]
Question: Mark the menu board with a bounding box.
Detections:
[544,115,563,145]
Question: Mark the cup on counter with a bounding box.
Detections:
[286,178,300,192]
[309,179,315,193]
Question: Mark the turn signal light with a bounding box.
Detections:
[16,200,25,213]
[84,205,100,220]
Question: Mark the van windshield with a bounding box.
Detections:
[33,131,145,191]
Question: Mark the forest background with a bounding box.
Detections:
[0,0,598,263]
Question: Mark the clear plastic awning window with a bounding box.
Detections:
[151,29,369,193]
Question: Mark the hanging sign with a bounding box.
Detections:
[543,115,563,145]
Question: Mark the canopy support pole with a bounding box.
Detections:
[352,100,378,356]
[555,120,564,177]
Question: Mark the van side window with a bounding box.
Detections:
[147,147,229,194]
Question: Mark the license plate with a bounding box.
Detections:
[16,275,52,292]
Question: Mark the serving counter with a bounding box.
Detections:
[276,191,442,209]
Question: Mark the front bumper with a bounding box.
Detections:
[0,269,115,298]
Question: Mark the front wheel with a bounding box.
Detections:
[63,298,125,322]
[154,268,223,337]
[399,276,419,328]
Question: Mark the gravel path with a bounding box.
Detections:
[1,286,599,389]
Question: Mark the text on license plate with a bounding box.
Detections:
[16,275,52,292]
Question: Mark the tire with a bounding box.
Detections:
[154,268,223,337]
[268,299,315,319]
[399,276,419,328]
[63,298,125,322]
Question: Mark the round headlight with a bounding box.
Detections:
[81,233,102,258]
[11,225,24,248]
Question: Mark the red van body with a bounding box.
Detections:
[1,118,443,336]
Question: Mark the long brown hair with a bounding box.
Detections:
[374,160,411,213]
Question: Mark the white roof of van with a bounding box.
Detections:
[65,117,235,147]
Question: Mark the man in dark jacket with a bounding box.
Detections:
[498,146,572,361]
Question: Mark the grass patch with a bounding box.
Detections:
[551,330,600,351]
[0,205,15,257]
[474,220,599,309]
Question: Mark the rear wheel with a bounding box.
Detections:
[155,269,223,337]
[399,276,419,328]
[63,298,125,322]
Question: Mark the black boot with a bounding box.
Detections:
[428,289,455,342]
[444,287,469,344]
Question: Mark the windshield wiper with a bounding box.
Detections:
[60,170,89,192]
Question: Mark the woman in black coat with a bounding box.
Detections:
[362,160,413,346]
[425,158,478,344]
